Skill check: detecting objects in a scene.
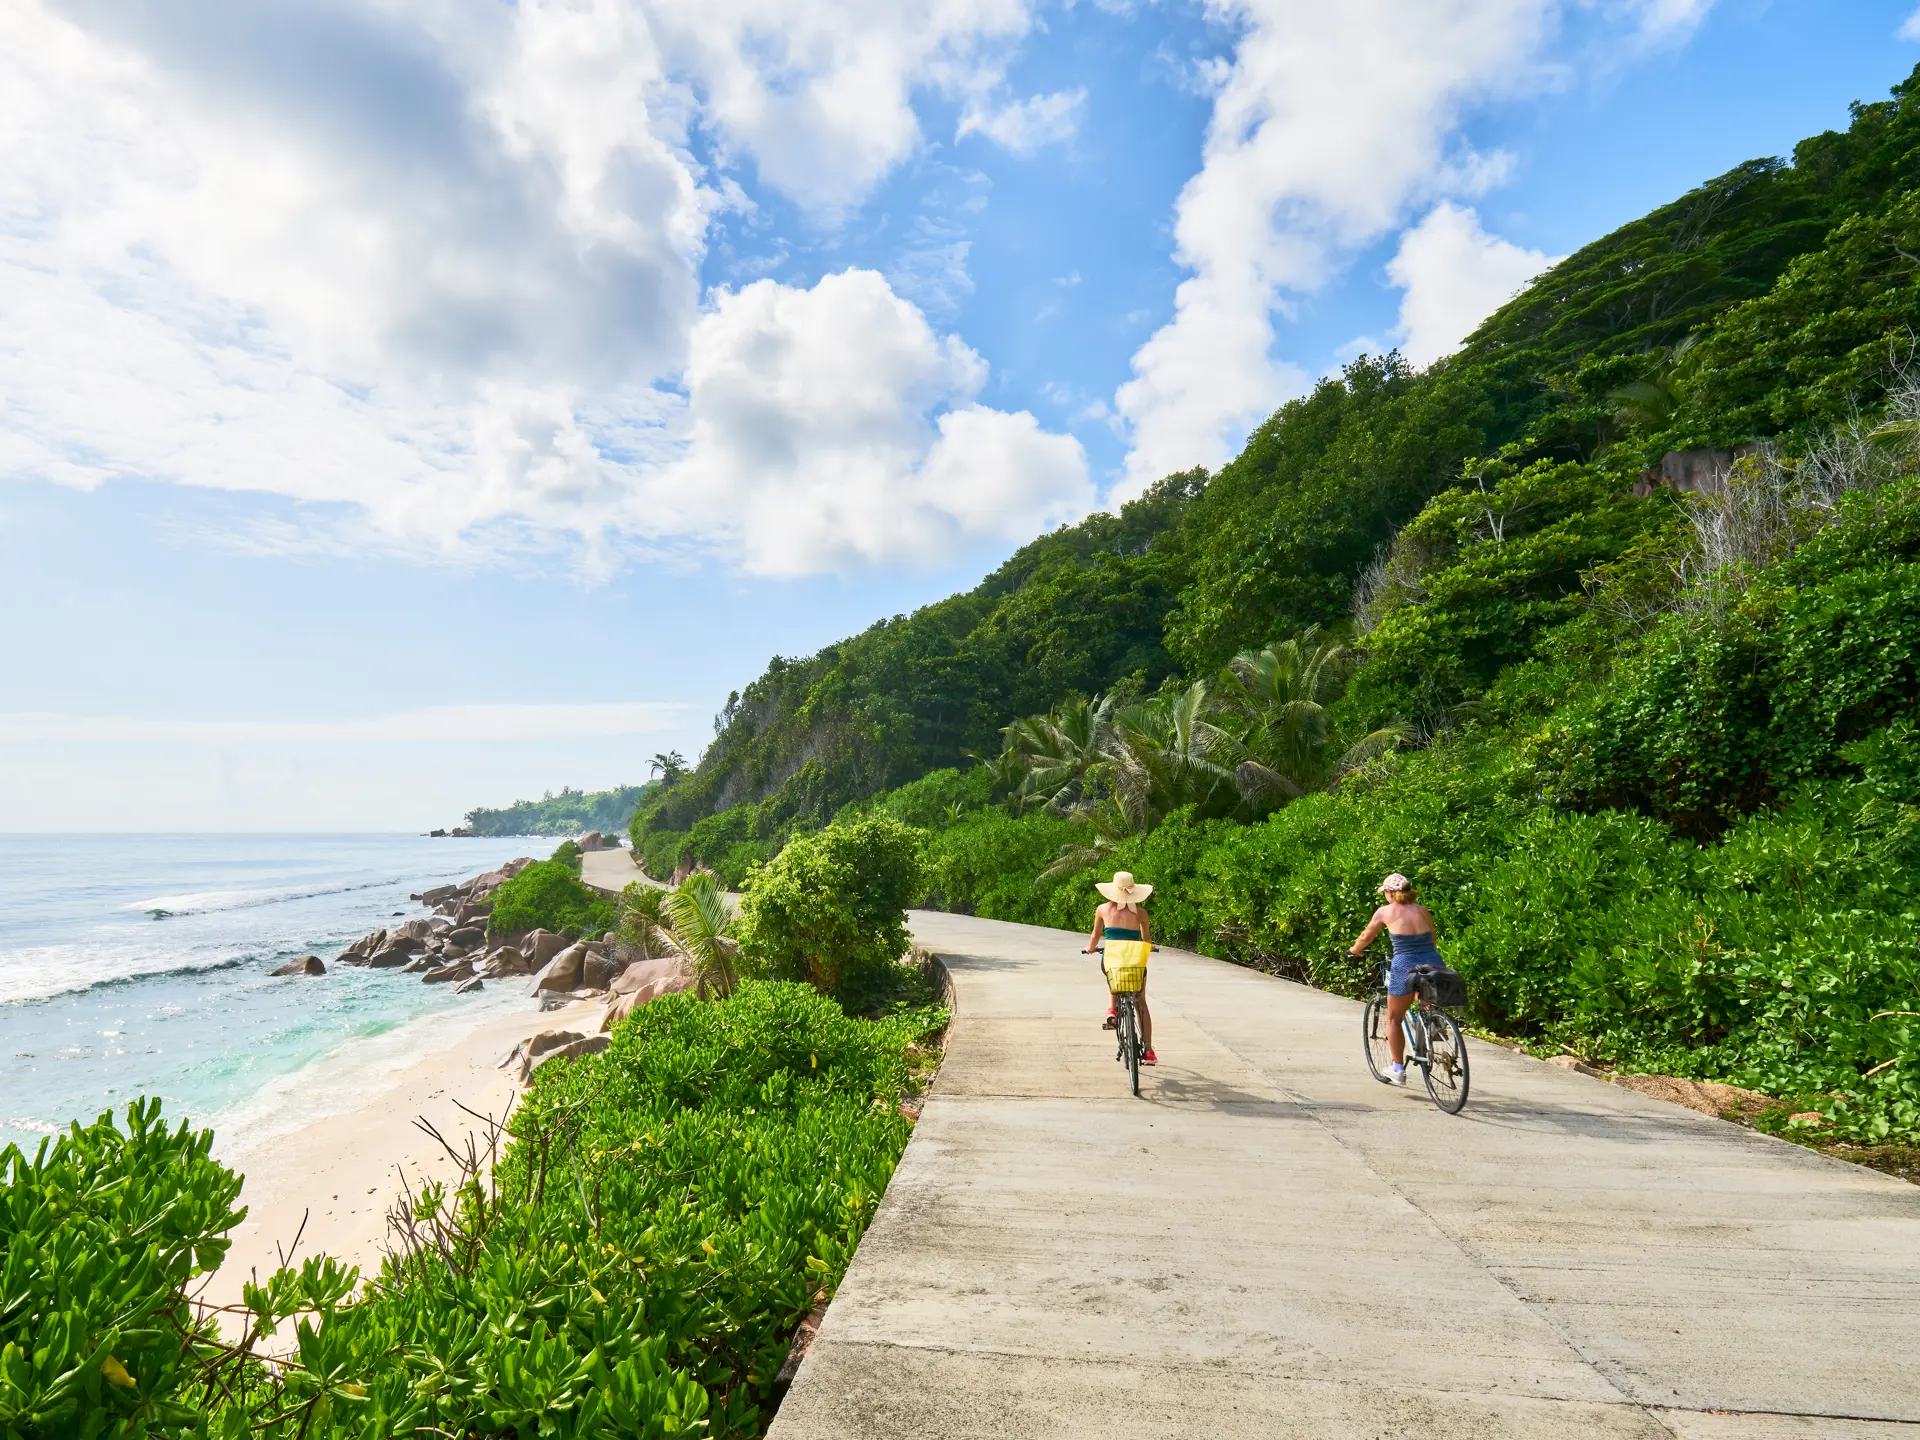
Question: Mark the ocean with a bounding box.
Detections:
[0,834,550,1159]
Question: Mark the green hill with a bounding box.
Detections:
[464,783,656,837]
[633,68,1920,1148]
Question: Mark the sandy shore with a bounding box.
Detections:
[201,992,603,1321]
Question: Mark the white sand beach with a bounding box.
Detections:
[201,993,603,1320]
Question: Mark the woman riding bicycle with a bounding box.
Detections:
[1348,872,1438,1086]
[1087,871,1156,1066]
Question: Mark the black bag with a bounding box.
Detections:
[1410,963,1468,1009]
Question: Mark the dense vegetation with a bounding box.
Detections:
[486,857,616,939]
[635,70,1920,1147]
[466,784,655,837]
[2,985,943,1439]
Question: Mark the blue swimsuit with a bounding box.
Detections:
[1387,930,1440,997]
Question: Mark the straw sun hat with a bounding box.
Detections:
[1096,871,1153,904]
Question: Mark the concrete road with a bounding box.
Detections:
[579,847,645,894]
[770,912,1920,1439]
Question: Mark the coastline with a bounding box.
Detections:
[201,989,602,1321]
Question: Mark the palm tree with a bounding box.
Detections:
[618,872,740,998]
[999,692,1117,815]
[1039,683,1238,879]
[649,751,686,784]
[1216,628,1409,812]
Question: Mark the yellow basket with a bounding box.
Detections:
[1102,938,1151,993]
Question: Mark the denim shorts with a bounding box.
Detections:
[1387,952,1418,997]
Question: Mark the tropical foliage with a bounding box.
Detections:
[736,817,929,1015]
[0,986,943,1439]
[486,859,617,939]
[619,872,744,998]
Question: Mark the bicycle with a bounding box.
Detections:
[1362,957,1470,1113]
[1086,945,1144,1096]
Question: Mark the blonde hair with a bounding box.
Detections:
[1386,885,1418,902]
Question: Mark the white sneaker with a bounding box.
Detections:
[1388,1064,1407,1086]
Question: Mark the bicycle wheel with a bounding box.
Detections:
[1121,998,1136,1098]
[1362,996,1397,1083]
[1421,1009,1470,1113]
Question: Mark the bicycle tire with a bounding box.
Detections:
[1119,999,1141,1096]
[1421,1009,1470,1113]
[1362,996,1397,1084]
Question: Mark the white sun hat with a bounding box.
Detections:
[1378,873,1413,893]
[1096,870,1153,903]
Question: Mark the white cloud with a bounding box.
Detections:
[1902,5,1920,41]
[1112,0,1557,496]
[1387,202,1559,366]
[1112,0,1717,497]
[0,0,1079,577]
[958,88,1086,154]
[0,702,692,744]
[661,269,1091,575]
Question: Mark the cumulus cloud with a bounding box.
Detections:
[1112,0,1716,496]
[0,0,1081,576]
[1386,202,1559,366]
[662,270,1091,575]
[1902,5,1920,42]
[1113,0,1555,495]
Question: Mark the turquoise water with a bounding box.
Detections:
[0,834,543,1153]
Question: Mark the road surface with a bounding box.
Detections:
[770,911,1920,1439]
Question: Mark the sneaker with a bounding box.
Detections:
[1141,1049,1157,1066]
[1102,1008,1118,1031]
[1388,1063,1407,1086]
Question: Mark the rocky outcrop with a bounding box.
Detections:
[601,955,697,1030]
[454,976,484,994]
[524,929,569,968]
[530,944,586,994]
[579,831,608,851]
[423,959,475,984]
[496,1028,609,1083]
[271,955,326,977]
[480,946,533,979]
[581,947,621,991]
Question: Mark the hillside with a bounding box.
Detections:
[639,66,1920,861]
[622,67,1920,1152]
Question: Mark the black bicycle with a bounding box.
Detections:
[1362,957,1470,1113]
[1087,946,1144,1096]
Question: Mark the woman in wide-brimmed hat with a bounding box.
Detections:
[1086,871,1156,1065]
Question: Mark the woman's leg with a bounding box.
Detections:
[1386,992,1412,1066]
[1136,992,1152,1050]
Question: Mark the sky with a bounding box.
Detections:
[2,0,1916,831]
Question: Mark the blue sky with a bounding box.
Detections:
[2,0,1916,830]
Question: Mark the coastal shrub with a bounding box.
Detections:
[487,859,616,939]
[550,837,584,870]
[0,1098,243,1440]
[738,817,926,1013]
[0,984,944,1439]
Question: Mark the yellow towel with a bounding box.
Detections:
[1103,938,1151,992]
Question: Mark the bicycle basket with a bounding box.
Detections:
[1103,938,1150,994]
[1410,963,1467,1009]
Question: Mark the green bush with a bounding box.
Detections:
[550,838,583,870]
[0,1098,243,1440]
[0,984,944,1439]
[487,859,616,939]
[1540,482,1920,833]
[738,817,927,1012]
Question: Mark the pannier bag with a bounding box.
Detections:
[1103,938,1151,994]
[1409,963,1468,1009]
